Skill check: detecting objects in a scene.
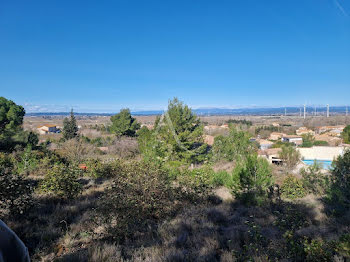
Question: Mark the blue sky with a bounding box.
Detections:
[0,0,349,113]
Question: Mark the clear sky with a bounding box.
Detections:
[0,0,349,113]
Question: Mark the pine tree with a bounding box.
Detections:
[110,108,140,136]
[63,109,78,140]
[155,98,208,163]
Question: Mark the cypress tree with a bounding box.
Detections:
[63,109,78,140]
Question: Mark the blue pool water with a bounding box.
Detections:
[302,159,333,170]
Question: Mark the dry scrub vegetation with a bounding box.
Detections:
[2,97,350,261]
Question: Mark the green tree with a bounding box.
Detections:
[211,126,255,162]
[301,133,315,148]
[327,149,350,213]
[24,131,39,147]
[341,125,350,144]
[279,145,301,170]
[235,154,273,205]
[153,98,208,163]
[0,97,25,149]
[63,109,78,140]
[110,108,140,136]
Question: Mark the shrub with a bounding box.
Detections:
[303,239,333,262]
[327,149,350,213]
[281,175,306,199]
[279,145,301,170]
[313,140,329,146]
[0,154,33,217]
[210,170,231,187]
[335,234,350,257]
[95,161,206,242]
[301,134,315,148]
[176,166,214,196]
[341,125,350,144]
[211,127,255,162]
[85,159,118,178]
[14,146,39,175]
[234,154,273,205]
[301,162,329,195]
[40,164,82,198]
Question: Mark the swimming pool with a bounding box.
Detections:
[302,159,333,170]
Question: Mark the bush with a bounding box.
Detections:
[313,140,329,146]
[279,145,301,170]
[211,127,255,162]
[40,164,82,198]
[234,154,273,205]
[301,162,329,195]
[176,166,214,196]
[0,153,33,217]
[95,161,207,242]
[303,239,333,262]
[281,175,306,199]
[14,146,39,175]
[341,125,350,144]
[327,149,350,213]
[335,234,350,258]
[85,159,118,178]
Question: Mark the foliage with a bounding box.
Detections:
[327,149,350,213]
[210,170,234,187]
[14,146,39,175]
[211,127,255,162]
[301,162,329,195]
[255,125,279,135]
[63,109,79,140]
[313,140,329,146]
[335,234,350,257]
[303,238,333,262]
[95,161,206,242]
[279,145,301,170]
[137,126,158,161]
[300,134,315,148]
[0,153,33,217]
[58,138,96,164]
[139,98,208,164]
[175,166,214,196]
[110,108,140,136]
[85,159,117,178]
[226,119,252,126]
[271,141,294,148]
[281,175,306,199]
[234,154,273,205]
[342,125,350,144]
[26,131,39,147]
[0,97,26,150]
[40,163,82,198]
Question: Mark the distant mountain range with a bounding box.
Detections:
[26,106,349,117]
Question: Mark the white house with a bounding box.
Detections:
[281,135,303,145]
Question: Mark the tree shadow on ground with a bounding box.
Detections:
[50,195,345,262]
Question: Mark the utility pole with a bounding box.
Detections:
[304,104,306,119]
[327,104,329,118]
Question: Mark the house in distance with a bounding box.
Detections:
[37,124,60,134]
